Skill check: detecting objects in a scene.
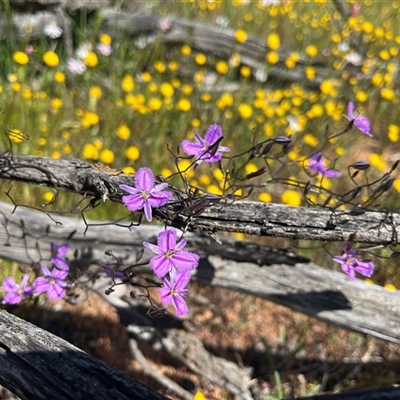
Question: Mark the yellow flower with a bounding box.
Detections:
[177,159,195,178]
[191,118,201,127]
[182,84,193,96]
[259,193,272,203]
[199,174,211,186]
[394,179,400,193]
[122,166,135,174]
[245,163,258,175]
[81,111,99,128]
[369,153,386,172]
[161,167,172,178]
[240,66,251,78]
[216,60,229,74]
[51,151,61,159]
[42,51,59,67]
[122,75,134,92]
[235,29,247,43]
[43,191,54,202]
[281,190,302,206]
[84,51,98,67]
[381,88,395,101]
[99,33,112,45]
[201,93,211,102]
[266,51,279,65]
[148,97,163,111]
[160,82,174,98]
[388,124,399,142]
[195,53,207,65]
[100,149,115,164]
[371,73,384,87]
[177,98,191,112]
[141,71,152,83]
[13,51,29,65]
[117,124,131,140]
[54,71,66,83]
[51,98,63,110]
[125,145,140,161]
[305,45,318,57]
[306,104,324,118]
[303,133,319,147]
[238,103,253,119]
[207,184,223,195]
[384,283,396,292]
[355,90,368,103]
[154,61,166,73]
[305,66,316,80]
[168,61,178,71]
[8,128,24,143]
[320,80,336,96]
[82,143,98,160]
[379,50,390,61]
[181,44,191,55]
[267,32,280,50]
[89,86,102,99]
[361,21,374,34]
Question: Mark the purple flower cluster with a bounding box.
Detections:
[144,229,200,316]
[2,243,70,305]
[333,242,375,280]
[344,102,371,137]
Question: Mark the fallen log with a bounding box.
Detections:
[1,201,400,344]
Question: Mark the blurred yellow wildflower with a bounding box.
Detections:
[160,82,174,97]
[216,60,229,74]
[305,66,316,80]
[201,93,211,102]
[355,90,368,103]
[154,61,166,73]
[81,111,99,128]
[320,80,337,96]
[89,86,102,99]
[245,163,258,175]
[125,146,140,161]
[369,153,386,172]
[266,51,279,64]
[306,104,324,118]
[122,75,134,92]
[122,166,135,174]
[199,174,211,186]
[384,283,396,292]
[43,51,59,67]
[54,71,66,83]
[177,159,195,178]
[13,51,29,65]
[303,133,319,147]
[84,51,98,67]
[240,66,251,78]
[238,103,253,119]
[177,98,191,112]
[388,124,399,142]
[195,53,207,65]
[8,129,24,143]
[361,21,374,34]
[380,88,395,101]
[99,33,112,45]
[148,97,163,111]
[181,44,191,55]
[82,143,98,160]
[207,184,223,195]
[282,190,302,206]
[100,149,115,164]
[42,191,54,202]
[168,61,178,71]
[235,29,247,43]
[51,98,63,110]
[267,32,280,50]
[117,124,131,140]
[259,193,272,203]
[305,45,318,57]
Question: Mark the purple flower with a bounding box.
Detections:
[120,167,172,222]
[159,271,191,317]
[143,229,200,278]
[344,102,372,136]
[2,274,33,305]
[308,153,342,178]
[181,124,230,166]
[33,264,69,301]
[51,242,69,272]
[333,242,375,280]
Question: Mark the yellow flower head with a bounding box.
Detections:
[43,51,59,67]
[122,75,134,92]
[305,45,318,58]
[266,51,279,65]
[54,71,66,83]
[82,143,98,160]
[216,60,229,75]
[235,29,248,43]
[99,33,112,45]
[238,103,253,119]
[154,61,166,73]
[195,53,207,66]
[177,98,191,112]
[125,146,140,161]
[281,190,302,206]
[160,82,174,97]
[100,149,115,164]
[117,124,131,140]
[84,51,98,67]
[267,32,280,50]
[13,51,29,65]
[8,128,24,144]
[89,86,102,99]
[181,44,192,55]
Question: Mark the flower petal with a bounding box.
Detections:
[204,124,222,146]
[134,167,154,192]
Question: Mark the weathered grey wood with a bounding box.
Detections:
[0,310,167,400]
[0,154,399,245]
[1,201,400,344]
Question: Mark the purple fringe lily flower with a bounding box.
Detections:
[309,153,342,178]
[159,271,191,317]
[181,124,230,166]
[333,242,375,280]
[344,102,372,137]
[33,264,69,301]
[50,242,69,272]
[143,229,200,279]
[2,274,33,305]
[120,167,172,222]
